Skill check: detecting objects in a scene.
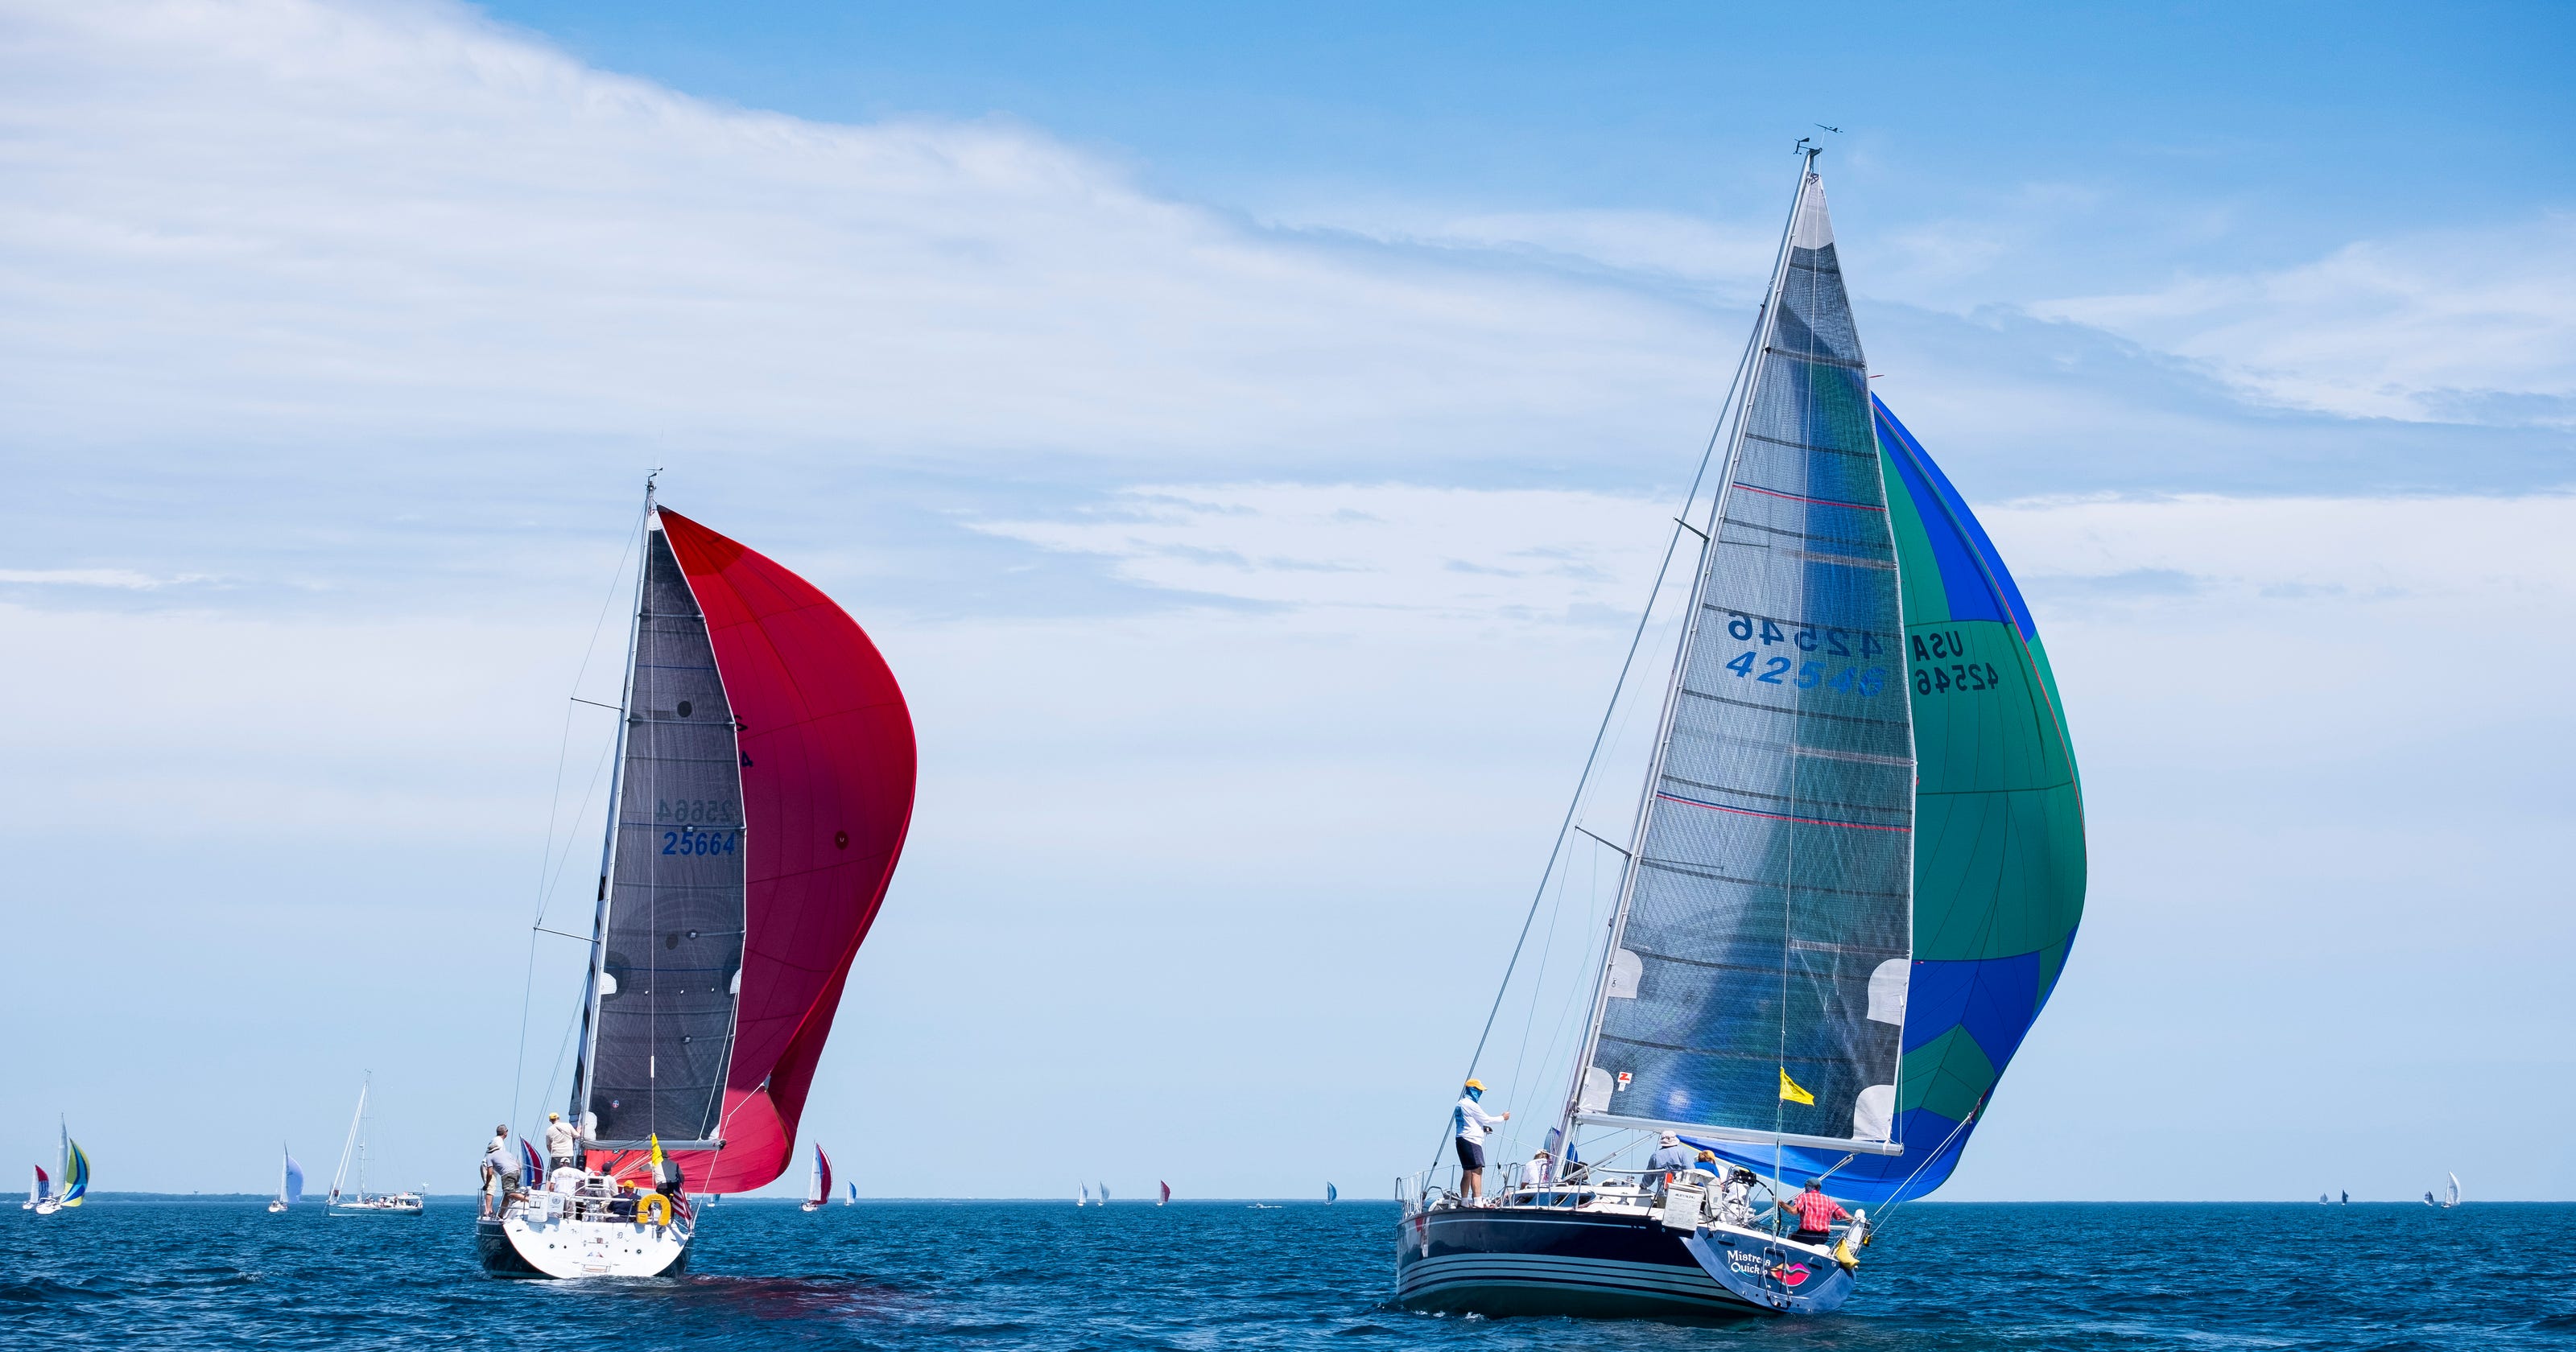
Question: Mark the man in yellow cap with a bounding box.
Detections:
[1451,1079,1509,1204]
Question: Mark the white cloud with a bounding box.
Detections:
[976,483,1676,621]
[0,0,1727,467]
[2034,216,2576,426]
[0,567,204,588]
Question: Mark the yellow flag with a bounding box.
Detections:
[648,1134,665,1178]
[1778,1068,1815,1106]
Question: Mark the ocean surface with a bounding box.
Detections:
[5,1198,2572,1350]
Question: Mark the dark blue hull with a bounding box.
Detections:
[1392,1206,1853,1319]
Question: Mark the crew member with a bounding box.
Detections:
[1789,1179,1851,1243]
[1451,1079,1509,1203]
[1645,1131,1695,1177]
[544,1112,581,1171]
[1524,1147,1554,1189]
[479,1124,510,1218]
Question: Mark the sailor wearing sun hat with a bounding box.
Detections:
[1451,1079,1510,1203]
[1645,1131,1696,1176]
[543,1111,581,1171]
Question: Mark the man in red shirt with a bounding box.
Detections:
[1789,1180,1850,1243]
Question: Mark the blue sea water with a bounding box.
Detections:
[5,1198,2573,1350]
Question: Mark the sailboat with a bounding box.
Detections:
[802,1145,833,1213]
[25,1122,85,1216]
[327,1078,423,1215]
[1099,1182,1111,1205]
[2444,1174,2462,1209]
[269,1146,305,1214]
[21,1164,45,1211]
[477,482,917,1279]
[1393,143,2087,1320]
[1326,1182,1338,1205]
[1079,1183,1092,1207]
[1158,1181,1170,1206]
[845,1180,857,1206]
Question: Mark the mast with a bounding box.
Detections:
[570,473,658,1136]
[1554,147,1818,1157]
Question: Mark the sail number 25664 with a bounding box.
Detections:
[663,830,738,856]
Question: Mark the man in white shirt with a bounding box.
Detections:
[544,1112,582,1171]
[1451,1079,1509,1203]
[1524,1148,1554,1189]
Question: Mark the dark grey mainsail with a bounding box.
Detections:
[574,516,747,1148]
[1574,164,1913,1154]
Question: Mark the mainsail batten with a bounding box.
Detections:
[1574,163,1916,1152]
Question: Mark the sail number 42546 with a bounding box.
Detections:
[1726,613,1889,657]
[1724,651,1888,696]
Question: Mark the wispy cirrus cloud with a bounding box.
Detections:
[0,567,207,588]
[2033,214,2576,427]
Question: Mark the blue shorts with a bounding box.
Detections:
[1455,1138,1485,1170]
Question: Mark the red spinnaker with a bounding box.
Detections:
[628,509,914,1194]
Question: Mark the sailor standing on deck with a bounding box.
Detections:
[479,1125,510,1218]
[1790,1180,1852,1244]
[543,1112,581,1171]
[1451,1080,1509,1204]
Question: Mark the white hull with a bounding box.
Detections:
[328,1197,423,1216]
[482,1210,692,1279]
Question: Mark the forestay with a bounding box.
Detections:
[1578,167,1914,1154]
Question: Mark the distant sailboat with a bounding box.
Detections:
[802,1145,833,1213]
[846,1180,857,1206]
[2318,1193,2330,1204]
[1326,1182,1338,1206]
[1099,1182,1111,1204]
[270,1146,304,1214]
[2444,1174,2462,1209]
[21,1164,46,1211]
[1158,1181,1170,1206]
[26,1121,85,1217]
[1079,1183,1092,1207]
[2339,1191,2350,1205]
[29,1121,89,1216]
[326,1077,422,1215]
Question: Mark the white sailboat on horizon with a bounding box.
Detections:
[327,1077,422,1216]
[23,1120,86,1216]
[270,1145,305,1214]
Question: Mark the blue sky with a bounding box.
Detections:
[2,0,2570,1202]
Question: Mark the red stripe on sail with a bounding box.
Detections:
[654,508,917,1195]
